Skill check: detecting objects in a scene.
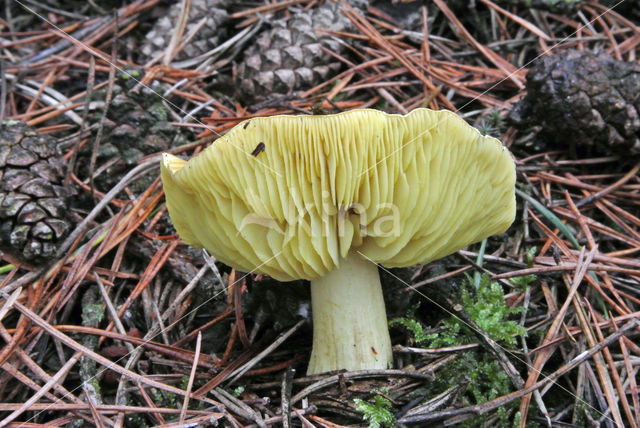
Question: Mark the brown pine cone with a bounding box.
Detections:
[236,0,369,103]
[509,49,640,154]
[141,0,231,63]
[78,77,190,194]
[0,121,73,262]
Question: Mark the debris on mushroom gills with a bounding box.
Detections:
[161,108,516,375]
[251,142,265,157]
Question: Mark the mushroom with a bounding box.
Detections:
[161,108,516,375]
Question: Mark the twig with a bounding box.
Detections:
[429,281,525,390]
[479,0,551,41]
[226,319,305,385]
[94,272,135,353]
[229,0,309,19]
[617,322,640,424]
[291,369,434,405]
[0,402,222,416]
[244,406,317,428]
[519,247,596,421]
[432,0,523,88]
[19,17,107,64]
[587,301,636,428]
[164,0,191,65]
[180,332,202,423]
[210,387,266,428]
[281,367,296,428]
[83,385,106,428]
[89,16,118,201]
[0,57,6,121]
[56,157,160,260]
[401,381,468,418]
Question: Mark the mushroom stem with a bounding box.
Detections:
[307,250,393,375]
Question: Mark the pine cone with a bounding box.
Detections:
[141,0,231,63]
[0,121,72,262]
[236,0,369,103]
[78,78,190,194]
[509,50,640,154]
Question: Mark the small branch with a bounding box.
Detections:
[226,319,305,385]
[210,387,266,428]
[291,369,434,405]
[281,367,296,428]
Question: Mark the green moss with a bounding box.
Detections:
[391,274,526,348]
[81,303,104,326]
[354,395,395,428]
[509,246,538,289]
[431,352,523,427]
[147,103,169,122]
[232,385,245,397]
[477,110,506,137]
[458,275,526,347]
[392,274,532,426]
[389,303,429,344]
[81,377,102,404]
[179,375,190,390]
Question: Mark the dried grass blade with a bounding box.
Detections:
[516,188,581,249]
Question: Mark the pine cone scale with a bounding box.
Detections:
[3,169,35,191]
[0,193,30,218]
[32,222,53,240]
[17,202,48,224]
[6,147,38,166]
[45,219,70,238]
[20,178,55,198]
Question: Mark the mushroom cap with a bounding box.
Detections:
[161,108,516,281]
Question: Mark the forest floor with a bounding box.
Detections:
[1,0,640,427]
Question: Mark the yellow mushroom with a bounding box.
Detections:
[161,108,516,375]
